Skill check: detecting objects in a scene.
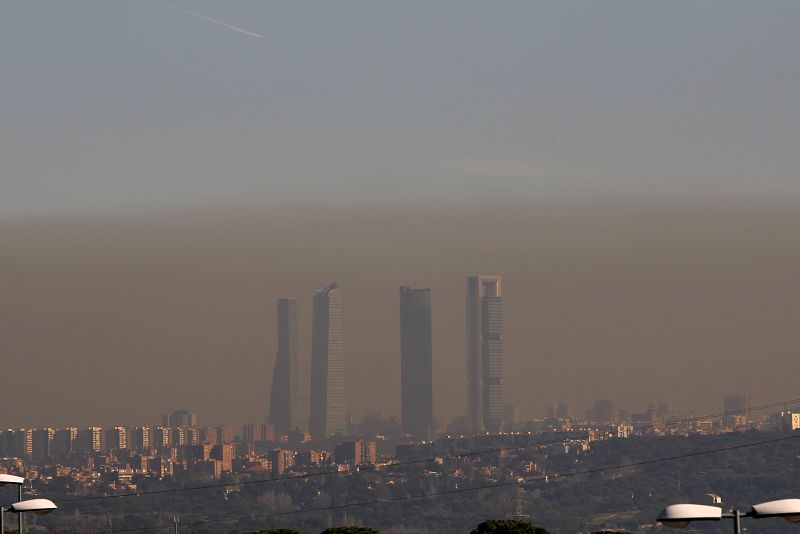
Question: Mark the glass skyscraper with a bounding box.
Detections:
[269,297,309,434]
[310,282,346,438]
[466,275,504,433]
[400,286,433,439]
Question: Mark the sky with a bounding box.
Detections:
[1,1,799,428]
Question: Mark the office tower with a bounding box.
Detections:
[2,430,16,457]
[504,403,519,427]
[269,297,309,434]
[217,425,235,444]
[107,426,128,450]
[243,422,274,443]
[723,394,751,428]
[13,429,33,459]
[557,403,571,420]
[587,399,618,423]
[201,426,218,445]
[192,441,215,462]
[466,275,504,433]
[162,409,197,428]
[212,442,235,472]
[334,439,377,466]
[172,426,187,447]
[80,426,105,453]
[243,423,258,443]
[399,286,433,439]
[310,282,346,438]
[262,422,276,442]
[54,427,78,458]
[154,426,171,449]
[656,401,672,421]
[32,428,55,461]
[133,426,151,450]
[186,426,201,446]
[268,449,295,475]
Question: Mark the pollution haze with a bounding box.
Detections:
[1,1,799,428]
[3,200,800,428]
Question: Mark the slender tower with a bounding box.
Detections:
[310,282,346,438]
[466,275,504,433]
[269,298,308,434]
[400,286,433,439]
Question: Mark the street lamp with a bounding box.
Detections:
[658,498,800,533]
[2,499,57,533]
[0,475,24,534]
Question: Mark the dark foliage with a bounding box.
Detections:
[319,527,380,534]
[470,519,550,534]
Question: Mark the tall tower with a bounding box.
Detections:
[269,298,309,434]
[466,275,504,433]
[310,282,346,438]
[400,286,433,439]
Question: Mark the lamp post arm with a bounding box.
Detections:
[721,509,757,534]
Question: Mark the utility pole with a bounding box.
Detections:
[173,516,180,534]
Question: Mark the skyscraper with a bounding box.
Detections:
[400,286,433,439]
[269,297,309,434]
[466,275,504,433]
[310,282,346,438]
[723,393,751,428]
[162,409,197,428]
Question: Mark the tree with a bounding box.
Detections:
[242,529,304,534]
[470,519,551,534]
[319,527,380,534]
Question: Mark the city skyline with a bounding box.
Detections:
[2,392,796,534]
[1,1,799,530]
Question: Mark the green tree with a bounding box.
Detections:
[319,527,380,534]
[470,519,551,534]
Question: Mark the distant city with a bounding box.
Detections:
[2,275,798,494]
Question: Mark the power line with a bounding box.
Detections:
[664,397,800,427]
[103,432,800,533]
[54,442,529,504]
[55,395,800,505]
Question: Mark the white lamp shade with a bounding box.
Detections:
[751,498,800,521]
[657,504,722,527]
[0,474,24,485]
[9,498,57,514]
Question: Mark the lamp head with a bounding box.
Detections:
[8,498,57,515]
[0,474,24,486]
[751,499,800,523]
[657,504,723,528]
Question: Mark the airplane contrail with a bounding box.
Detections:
[154,0,264,39]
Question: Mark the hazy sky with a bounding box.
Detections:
[1,2,799,428]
